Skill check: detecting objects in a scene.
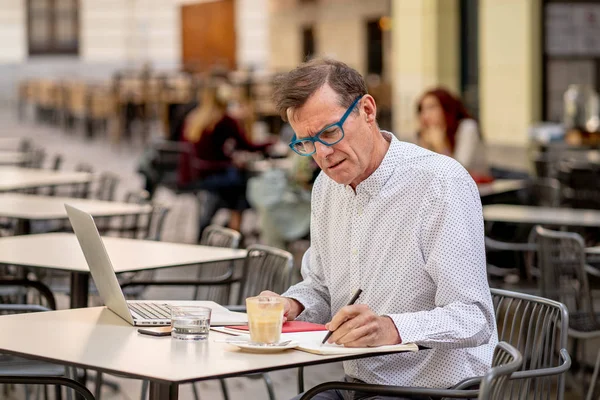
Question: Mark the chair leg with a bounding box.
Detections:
[94,371,103,399]
[140,380,148,400]
[191,383,201,400]
[219,379,230,400]
[261,373,276,400]
[586,349,600,400]
[297,367,304,394]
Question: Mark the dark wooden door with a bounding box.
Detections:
[181,0,236,73]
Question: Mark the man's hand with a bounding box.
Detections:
[258,290,304,321]
[325,304,401,347]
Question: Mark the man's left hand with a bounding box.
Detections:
[325,304,402,347]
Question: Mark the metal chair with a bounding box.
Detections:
[474,342,523,400]
[72,163,94,198]
[193,225,242,303]
[0,376,95,400]
[222,244,294,400]
[0,279,74,400]
[297,288,570,400]
[134,244,293,400]
[299,342,523,400]
[534,225,600,400]
[93,172,119,202]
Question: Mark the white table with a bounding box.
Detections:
[0,307,411,400]
[483,204,600,227]
[0,233,247,308]
[0,151,27,166]
[0,167,92,192]
[0,137,26,150]
[0,193,152,220]
[478,180,525,198]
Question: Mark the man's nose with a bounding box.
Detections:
[314,141,334,157]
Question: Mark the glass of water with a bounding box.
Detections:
[170,306,211,340]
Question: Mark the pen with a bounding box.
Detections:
[321,288,363,345]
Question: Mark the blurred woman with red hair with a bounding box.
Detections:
[417,87,491,181]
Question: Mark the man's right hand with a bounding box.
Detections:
[258,290,304,321]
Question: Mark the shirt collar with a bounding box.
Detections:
[347,131,401,197]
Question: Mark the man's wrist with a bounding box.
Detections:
[381,315,402,344]
[286,297,305,319]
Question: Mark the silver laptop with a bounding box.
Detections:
[65,204,172,326]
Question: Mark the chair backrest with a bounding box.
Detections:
[490,288,570,400]
[73,163,94,198]
[524,178,561,207]
[478,342,523,400]
[114,192,169,241]
[534,225,594,320]
[237,244,294,304]
[24,147,46,169]
[195,225,242,304]
[94,172,119,201]
[200,225,242,248]
[145,204,170,241]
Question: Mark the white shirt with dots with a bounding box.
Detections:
[283,131,497,388]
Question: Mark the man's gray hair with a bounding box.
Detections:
[273,58,368,122]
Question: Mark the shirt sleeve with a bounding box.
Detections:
[388,173,495,349]
[453,119,480,170]
[282,246,332,324]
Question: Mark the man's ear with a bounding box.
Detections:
[362,94,377,123]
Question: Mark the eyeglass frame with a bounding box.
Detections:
[288,95,363,156]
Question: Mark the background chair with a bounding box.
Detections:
[534,225,600,399]
[0,279,74,400]
[193,225,242,304]
[296,288,570,400]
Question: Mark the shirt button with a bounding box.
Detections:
[358,207,363,215]
[351,249,358,255]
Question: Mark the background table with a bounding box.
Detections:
[0,151,27,166]
[483,204,600,227]
[478,179,525,197]
[0,193,152,234]
[0,167,91,192]
[0,233,247,308]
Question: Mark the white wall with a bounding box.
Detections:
[391,0,459,139]
[81,0,180,68]
[0,0,26,62]
[236,0,270,70]
[479,0,541,146]
[269,0,390,75]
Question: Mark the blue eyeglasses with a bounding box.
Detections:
[289,95,363,156]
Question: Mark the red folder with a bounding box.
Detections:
[225,321,328,333]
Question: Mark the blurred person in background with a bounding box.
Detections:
[178,82,271,240]
[247,123,320,249]
[417,87,491,182]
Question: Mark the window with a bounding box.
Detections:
[460,0,479,119]
[542,0,600,122]
[366,19,384,76]
[28,0,79,55]
[302,26,316,61]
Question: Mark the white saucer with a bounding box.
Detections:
[226,340,299,353]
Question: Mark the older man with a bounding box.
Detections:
[259,58,496,399]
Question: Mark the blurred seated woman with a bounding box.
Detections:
[417,87,491,181]
[178,82,270,239]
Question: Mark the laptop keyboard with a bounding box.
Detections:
[128,302,171,320]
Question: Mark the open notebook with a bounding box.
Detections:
[212,328,418,356]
